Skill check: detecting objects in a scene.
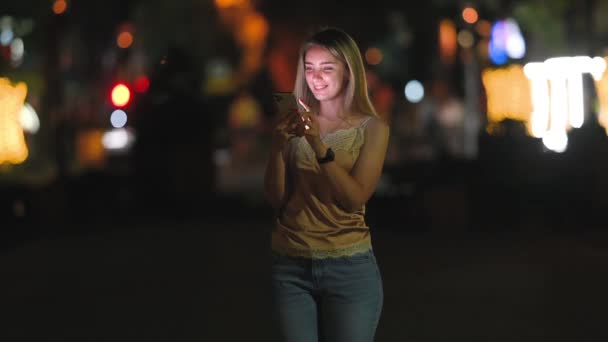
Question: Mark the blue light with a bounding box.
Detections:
[489,20,509,65]
[489,40,508,65]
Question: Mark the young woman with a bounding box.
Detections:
[264,27,390,342]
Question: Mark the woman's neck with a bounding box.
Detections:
[318,98,347,120]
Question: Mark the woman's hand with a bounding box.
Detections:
[298,111,320,139]
[295,99,325,157]
[271,108,300,151]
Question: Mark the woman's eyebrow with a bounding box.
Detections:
[304,61,337,65]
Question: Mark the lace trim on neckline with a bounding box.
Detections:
[321,125,359,140]
[321,116,373,140]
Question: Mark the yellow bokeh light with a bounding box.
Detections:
[76,130,105,168]
[0,78,29,165]
[111,84,131,107]
[596,57,608,134]
[482,65,533,133]
[53,0,67,15]
[117,31,133,49]
[229,92,262,129]
[365,47,383,65]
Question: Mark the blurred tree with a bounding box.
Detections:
[512,0,570,58]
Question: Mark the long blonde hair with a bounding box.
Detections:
[293,27,377,117]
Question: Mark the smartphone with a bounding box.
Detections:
[272,92,298,116]
[272,92,311,130]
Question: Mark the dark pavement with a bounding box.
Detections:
[2,218,607,341]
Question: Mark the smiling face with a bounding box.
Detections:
[304,45,349,103]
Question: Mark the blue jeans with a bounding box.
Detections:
[270,250,383,342]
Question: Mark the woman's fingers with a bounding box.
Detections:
[296,114,308,130]
[299,112,316,131]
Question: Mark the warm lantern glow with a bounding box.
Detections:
[0,78,29,165]
[594,57,608,134]
[482,65,533,132]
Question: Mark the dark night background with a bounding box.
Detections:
[1,0,608,341]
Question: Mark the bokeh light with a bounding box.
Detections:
[462,7,479,24]
[117,31,133,49]
[10,38,24,62]
[111,83,131,107]
[0,27,13,46]
[0,78,28,164]
[595,57,608,134]
[404,80,424,103]
[476,20,492,37]
[133,75,150,93]
[239,12,268,46]
[102,128,134,151]
[458,30,475,48]
[215,0,248,9]
[439,19,457,65]
[53,0,67,15]
[365,47,383,65]
[505,19,526,59]
[76,130,105,167]
[489,19,526,64]
[482,65,533,133]
[523,56,607,143]
[20,103,40,134]
[110,109,128,128]
[477,38,489,60]
[542,131,568,153]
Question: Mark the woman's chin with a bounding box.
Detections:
[312,93,329,101]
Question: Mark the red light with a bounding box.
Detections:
[111,83,131,107]
[133,76,150,93]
